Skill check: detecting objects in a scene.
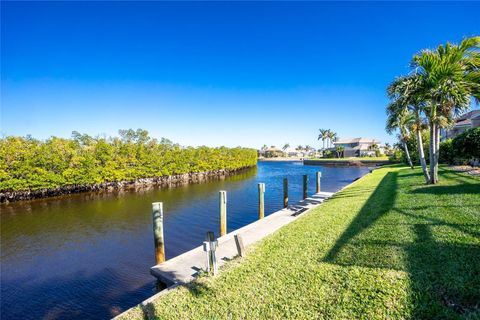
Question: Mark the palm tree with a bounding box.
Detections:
[282,143,290,157]
[335,146,345,158]
[327,131,337,149]
[261,144,268,151]
[387,75,430,181]
[318,129,328,150]
[411,36,480,183]
[386,103,415,169]
[296,145,303,151]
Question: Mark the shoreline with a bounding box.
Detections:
[258,157,302,162]
[304,159,390,166]
[115,168,371,319]
[0,166,255,204]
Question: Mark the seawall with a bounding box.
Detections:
[0,166,255,203]
[303,159,390,166]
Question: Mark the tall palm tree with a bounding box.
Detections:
[318,129,328,150]
[386,103,415,169]
[387,75,430,182]
[282,143,290,151]
[328,131,337,148]
[411,36,480,183]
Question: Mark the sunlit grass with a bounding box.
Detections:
[120,165,479,319]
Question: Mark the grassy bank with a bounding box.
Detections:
[121,166,479,319]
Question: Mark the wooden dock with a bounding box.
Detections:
[150,191,334,286]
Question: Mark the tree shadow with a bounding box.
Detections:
[411,183,480,195]
[323,171,399,268]
[322,168,480,318]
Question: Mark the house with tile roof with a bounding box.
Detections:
[333,138,382,157]
[441,109,480,141]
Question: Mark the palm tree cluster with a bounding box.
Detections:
[386,36,480,184]
[317,129,338,150]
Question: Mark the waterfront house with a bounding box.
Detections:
[440,109,480,141]
[333,138,382,157]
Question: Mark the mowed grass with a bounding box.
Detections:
[120,166,480,319]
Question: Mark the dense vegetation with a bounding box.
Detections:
[119,166,479,319]
[386,36,479,184]
[440,127,480,164]
[0,129,257,192]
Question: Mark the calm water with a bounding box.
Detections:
[1,161,371,320]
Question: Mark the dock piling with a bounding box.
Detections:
[203,231,218,275]
[152,202,165,264]
[283,178,288,208]
[303,175,308,199]
[219,190,227,236]
[316,172,322,193]
[258,183,265,219]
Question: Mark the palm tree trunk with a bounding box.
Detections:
[403,140,414,169]
[429,122,436,184]
[434,126,440,183]
[416,129,430,183]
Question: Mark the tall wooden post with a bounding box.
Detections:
[316,171,322,193]
[219,190,227,236]
[258,183,265,219]
[152,202,165,264]
[283,178,288,208]
[303,174,308,199]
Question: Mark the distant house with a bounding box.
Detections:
[333,138,382,158]
[285,148,304,158]
[441,110,480,141]
[260,147,284,158]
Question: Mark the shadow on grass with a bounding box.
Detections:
[411,183,480,195]
[323,172,399,265]
[323,168,480,318]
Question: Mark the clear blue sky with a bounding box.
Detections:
[1,1,479,148]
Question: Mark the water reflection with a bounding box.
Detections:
[0,161,370,319]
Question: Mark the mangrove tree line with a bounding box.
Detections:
[0,129,258,191]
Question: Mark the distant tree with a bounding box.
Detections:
[318,129,328,150]
[335,146,345,158]
[386,102,415,169]
[282,143,290,151]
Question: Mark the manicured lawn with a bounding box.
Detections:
[121,166,480,319]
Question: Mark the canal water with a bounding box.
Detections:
[0,161,371,320]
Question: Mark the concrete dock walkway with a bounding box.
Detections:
[150,191,334,286]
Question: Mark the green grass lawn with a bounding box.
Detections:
[121,166,480,319]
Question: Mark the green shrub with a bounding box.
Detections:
[0,129,258,191]
[452,127,480,162]
[438,139,455,164]
[388,149,403,163]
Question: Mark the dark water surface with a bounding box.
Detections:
[1,161,371,319]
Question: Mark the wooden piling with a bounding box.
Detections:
[219,190,227,236]
[152,202,165,264]
[258,183,265,219]
[234,234,245,257]
[283,178,288,208]
[303,175,308,199]
[316,171,322,193]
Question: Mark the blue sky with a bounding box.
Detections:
[1,1,479,148]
